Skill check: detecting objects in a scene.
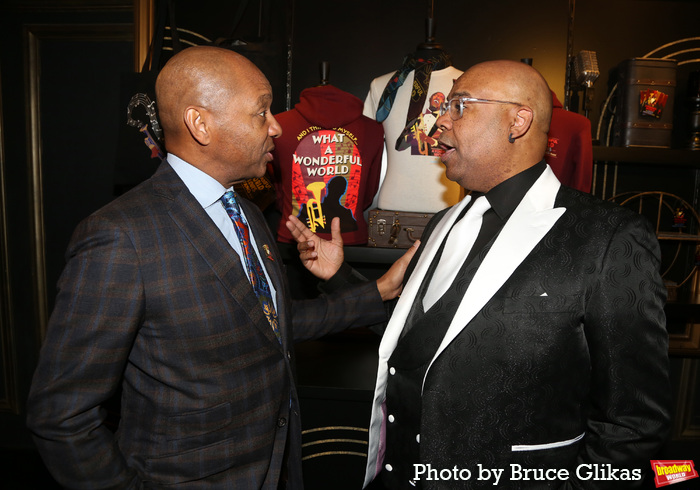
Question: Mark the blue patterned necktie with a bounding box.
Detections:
[221,191,280,343]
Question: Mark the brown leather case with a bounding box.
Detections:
[367,209,433,248]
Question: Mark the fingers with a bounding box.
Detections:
[392,239,419,277]
[376,240,421,301]
[285,215,314,243]
[299,249,318,262]
[396,240,420,271]
[297,238,317,259]
[284,215,319,261]
[297,239,313,253]
[329,217,341,243]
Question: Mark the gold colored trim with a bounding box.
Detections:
[669,322,700,356]
[24,24,133,342]
[302,426,368,435]
[301,426,370,461]
[302,438,368,448]
[25,27,48,343]
[134,0,155,72]
[0,66,19,414]
[302,451,367,461]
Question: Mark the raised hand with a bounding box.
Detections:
[285,214,344,281]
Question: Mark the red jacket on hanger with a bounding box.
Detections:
[545,91,593,193]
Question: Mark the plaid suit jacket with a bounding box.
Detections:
[27,162,386,489]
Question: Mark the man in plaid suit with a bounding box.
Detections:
[26,46,414,489]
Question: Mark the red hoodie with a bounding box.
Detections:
[545,91,593,193]
[269,85,384,244]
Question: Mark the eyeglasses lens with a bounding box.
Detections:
[450,99,463,120]
[439,99,468,120]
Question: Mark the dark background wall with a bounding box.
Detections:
[1,0,698,488]
[289,0,568,107]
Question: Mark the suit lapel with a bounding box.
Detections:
[153,164,282,347]
[366,193,475,480]
[377,194,474,362]
[424,166,567,385]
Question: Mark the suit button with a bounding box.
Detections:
[388,414,395,423]
[389,367,396,375]
[278,417,287,427]
[416,434,420,443]
[386,464,393,472]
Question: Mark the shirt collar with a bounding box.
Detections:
[483,160,547,220]
[167,153,230,209]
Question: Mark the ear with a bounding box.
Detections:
[183,107,210,145]
[509,106,534,139]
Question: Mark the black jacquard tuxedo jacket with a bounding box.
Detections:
[364,166,670,489]
[27,162,386,489]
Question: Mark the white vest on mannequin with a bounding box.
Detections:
[363,66,464,213]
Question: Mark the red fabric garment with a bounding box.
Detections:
[545,91,593,193]
[269,85,384,244]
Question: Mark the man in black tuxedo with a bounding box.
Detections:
[361,60,670,489]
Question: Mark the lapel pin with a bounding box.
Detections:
[262,244,274,261]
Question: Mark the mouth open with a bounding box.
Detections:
[439,141,455,161]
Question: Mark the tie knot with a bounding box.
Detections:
[468,195,491,216]
[221,190,241,214]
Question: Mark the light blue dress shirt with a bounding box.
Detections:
[168,154,277,308]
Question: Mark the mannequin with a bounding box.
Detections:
[363,18,463,213]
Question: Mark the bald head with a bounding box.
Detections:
[468,60,552,136]
[436,59,553,192]
[156,46,261,142]
[154,46,281,187]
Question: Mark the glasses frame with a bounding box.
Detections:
[439,96,522,120]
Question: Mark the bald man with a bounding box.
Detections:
[363,61,670,489]
[26,46,413,489]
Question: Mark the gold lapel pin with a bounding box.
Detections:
[262,244,274,261]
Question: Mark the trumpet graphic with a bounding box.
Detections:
[305,181,327,233]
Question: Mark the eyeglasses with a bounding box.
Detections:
[439,96,521,121]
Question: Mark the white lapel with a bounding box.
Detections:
[377,194,474,361]
[423,166,566,386]
[365,194,474,485]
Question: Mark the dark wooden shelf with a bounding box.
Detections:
[344,245,404,264]
[657,231,700,242]
[593,146,700,167]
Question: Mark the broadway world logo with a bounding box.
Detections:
[650,460,698,487]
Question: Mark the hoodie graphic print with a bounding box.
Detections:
[270,85,384,245]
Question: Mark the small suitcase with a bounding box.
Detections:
[367,209,433,248]
[614,58,677,148]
